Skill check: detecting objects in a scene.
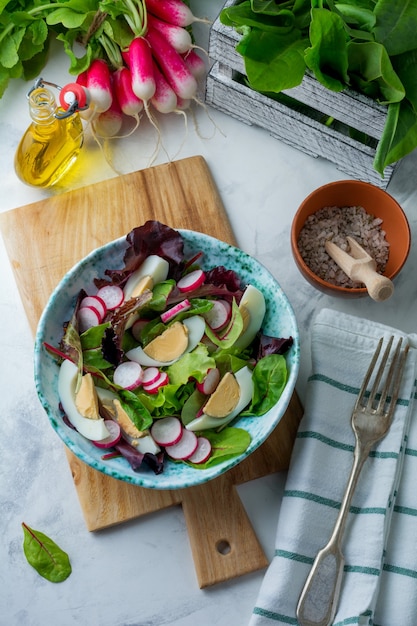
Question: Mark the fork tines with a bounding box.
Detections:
[355,336,409,415]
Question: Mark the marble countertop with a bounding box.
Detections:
[1,2,417,624]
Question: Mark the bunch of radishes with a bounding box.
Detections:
[68,0,207,137]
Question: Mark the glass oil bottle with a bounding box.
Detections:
[14,79,85,188]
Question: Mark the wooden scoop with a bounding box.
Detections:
[325,236,394,302]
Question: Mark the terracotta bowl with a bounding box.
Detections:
[291,180,411,298]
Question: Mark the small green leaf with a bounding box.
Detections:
[186,427,251,469]
[118,389,154,431]
[46,8,89,29]
[243,354,288,416]
[0,28,25,68]
[22,523,72,583]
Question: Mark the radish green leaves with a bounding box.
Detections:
[22,522,72,583]
[221,0,417,175]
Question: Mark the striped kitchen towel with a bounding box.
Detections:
[249,308,417,626]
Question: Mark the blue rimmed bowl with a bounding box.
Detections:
[34,229,300,490]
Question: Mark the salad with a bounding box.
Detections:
[46,221,293,475]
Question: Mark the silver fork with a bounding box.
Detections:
[296,335,409,626]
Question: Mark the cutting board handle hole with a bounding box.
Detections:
[216,540,231,556]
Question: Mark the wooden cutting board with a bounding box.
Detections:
[0,155,303,587]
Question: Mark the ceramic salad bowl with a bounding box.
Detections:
[34,227,299,490]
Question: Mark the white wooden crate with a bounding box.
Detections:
[205,1,397,189]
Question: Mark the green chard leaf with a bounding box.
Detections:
[393,48,417,112]
[22,523,72,583]
[373,0,417,56]
[374,100,417,174]
[305,8,350,92]
[238,28,308,92]
[347,41,405,105]
[220,1,293,32]
[333,3,375,31]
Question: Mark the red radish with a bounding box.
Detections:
[76,70,88,87]
[113,66,144,117]
[93,420,122,449]
[150,416,183,446]
[86,59,113,112]
[94,96,124,137]
[187,436,212,464]
[141,367,160,386]
[183,50,207,80]
[165,428,198,460]
[203,299,232,330]
[146,28,198,100]
[143,372,169,393]
[77,306,101,333]
[177,269,205,293]
[175,96,190,111]
[142,370,169,394]
[145,0,201,27]
[128,37,156,102]
[160,299,191,323]
[147,15,192,54]
[113,361,143,390]
[151,61,178,114]
[131,318,149,341]
[75,71,95,121]
[80,295,107,321]
[196,367,220,395]
[96,285,124,310]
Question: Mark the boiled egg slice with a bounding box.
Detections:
[126,315,206,367]
[58,359,110,441]
[95,387,161,454]
[123,255,169,300]
[234,285,266,350]
[186,366,254,431]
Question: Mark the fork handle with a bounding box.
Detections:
[297,444,370,626]
[296,542,345,626]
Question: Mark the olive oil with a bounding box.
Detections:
[14,86,83,188]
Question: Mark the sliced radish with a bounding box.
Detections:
[188,436,212,464]
[77,306,101,333]
[142,370,169,394]
[113,361,143,390]
[165,428,198,460]
[131,318,149,341]
[96,285,124,310]
[160,299,191,323]
[141,367,160,386]
[203,299,232,331]
[80,295,107,321]
[177,269,205,293]
[150,416,183,446]
[196,367,220,395]
[93,420,122,449]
